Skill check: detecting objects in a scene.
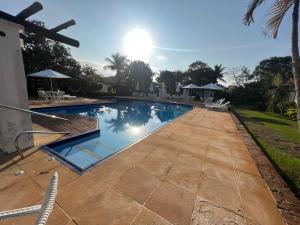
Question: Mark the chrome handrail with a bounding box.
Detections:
[15,130,69,158]
[0,103,70,122]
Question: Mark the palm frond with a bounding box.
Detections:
[244,0,266,25]
[264,0,293,38]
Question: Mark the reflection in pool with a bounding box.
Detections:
[37,100,192,172]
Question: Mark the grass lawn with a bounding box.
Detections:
[238,109,300,145]
[236,108,300,197]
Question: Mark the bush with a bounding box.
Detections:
[284,104,297,120]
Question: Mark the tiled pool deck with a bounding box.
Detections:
[0,108,286,225]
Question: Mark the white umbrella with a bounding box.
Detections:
[181,83,201,89]
[149,82,153,92]
[181,83,201,100]
[199,83,224,91]
[199,83,224,99]
[176,83,180,93]
[27,69,71,92]
[136,82,140,91]
[161,82,166,95]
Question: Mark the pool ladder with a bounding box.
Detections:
[15,130,70,158]
[0,103,71,158]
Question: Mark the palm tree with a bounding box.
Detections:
[244,0,300,131]
[213,64,226,82]
[104,53,128,94]
[269,74,290,115]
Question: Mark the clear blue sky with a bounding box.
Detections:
[1,0,292,79]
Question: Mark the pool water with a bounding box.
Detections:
[37,100,192,172]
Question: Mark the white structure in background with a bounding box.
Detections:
[99,82,113,93]
[136,82,140,91]
[27,69,71,92]
[176,83,180,94]
[181,83,201,101]
[149,82,154,92]
[148,82,157,97]
[158,82,167,98]
[0,19,33,153]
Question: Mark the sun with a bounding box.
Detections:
[123,29,153,61]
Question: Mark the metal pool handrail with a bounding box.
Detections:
[0,103,71,122]
[15,130,70,158]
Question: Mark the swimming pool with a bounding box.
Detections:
[36,100,192,172]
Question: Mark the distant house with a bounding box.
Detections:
[98,82,113,93]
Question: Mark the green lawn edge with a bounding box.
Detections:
[232,109,300,198]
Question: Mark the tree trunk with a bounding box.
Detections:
[291,0,300,131]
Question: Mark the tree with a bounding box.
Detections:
[268,74,290,115]
[213,64,226,82]
[104,53,128,93]
[81,65,99,80]
[228,66,252,86]
[244,0,300,130]
[127,61,153,92]
[186,61,218,86]
[252,56,293,83]
[157,71,177,95]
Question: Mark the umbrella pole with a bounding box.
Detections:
[50,78,53,92]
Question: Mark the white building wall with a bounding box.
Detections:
[0,19,33,154]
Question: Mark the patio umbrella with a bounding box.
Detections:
[149,82,154,92]
[181,83,201,89]
[199,83,224,91]
[181,83,201,98]
[176,83,180,94]
[27,69,71,92]
[199,83,224,99]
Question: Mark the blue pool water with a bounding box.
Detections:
[36,100,192,172]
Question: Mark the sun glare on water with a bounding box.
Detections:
[123,29,153,61]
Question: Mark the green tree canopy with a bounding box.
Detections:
[104,53,128,92]
[156,70,177,95]
[186,61,218,86]
[127,61,153,92]
[22,20,82,78]
[252,56,293,83]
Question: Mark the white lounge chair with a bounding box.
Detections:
[205,101,230,111]
[0,172,58,225]
[208,98,225,106]
[63,94,77,100]
[37,90,51,101]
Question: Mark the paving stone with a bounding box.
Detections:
[237,170,272,197]
[146,182,196,225]
[0,178,42,211]
[165,163,202,193]
[202,161,236,186]
[74,188,141,225]
[137,150,173,178]
[33,165,79,190]
[17,154,60,177]
[131,207,172,225]
[240,188,286,225]
[114,167,161,204]
[191,198,247,225]
[56,172,105,216]
[0,164,31,191]
[198,176,243,214]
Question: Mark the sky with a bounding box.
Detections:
[0,0,293,81]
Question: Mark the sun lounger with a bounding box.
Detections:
[205,101,230,111]
[0,172,58,225]
[64,94,77,100]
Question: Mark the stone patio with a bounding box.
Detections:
[0,108,286,225]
